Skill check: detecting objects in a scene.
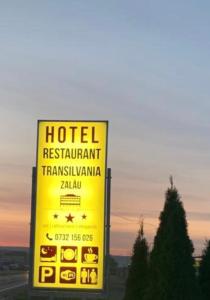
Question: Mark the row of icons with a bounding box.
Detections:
[39,266,98,285]
[40,246,98,264]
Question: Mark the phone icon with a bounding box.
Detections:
[46,233,53,241]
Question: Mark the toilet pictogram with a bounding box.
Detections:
[80,267,98,284]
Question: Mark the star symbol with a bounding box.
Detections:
[66,213,75,223]
[82,214,87,220]
[53,214,58,219]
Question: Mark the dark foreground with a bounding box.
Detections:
[0,273,126,300]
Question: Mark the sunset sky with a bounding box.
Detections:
[1,1,210,256]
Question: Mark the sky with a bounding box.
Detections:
[1,0,210,256]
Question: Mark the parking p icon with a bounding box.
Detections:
[39,266,56,283]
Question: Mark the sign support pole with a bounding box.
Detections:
[28,167,36,300]
[105,168,111,299]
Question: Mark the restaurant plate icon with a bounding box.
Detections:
[61,246,78,263]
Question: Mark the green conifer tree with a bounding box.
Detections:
[124,221,149,300]
[199,240,210,300]
[145,181,198,300]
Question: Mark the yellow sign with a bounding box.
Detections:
[32,121,108,290]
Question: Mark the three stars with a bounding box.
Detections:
[53,213,87,223]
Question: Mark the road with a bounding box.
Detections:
[0,271,125,299]
[0,271,28,295]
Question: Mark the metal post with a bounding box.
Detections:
[105,168,111,299]
[28,167,36,299]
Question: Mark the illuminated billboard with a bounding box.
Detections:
[31,120,108,292]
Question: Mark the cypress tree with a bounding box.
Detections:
[199,240,210,300]
[124,222,149,300]
[145,182,198,300]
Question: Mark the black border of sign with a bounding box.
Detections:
[29,120,109,298]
